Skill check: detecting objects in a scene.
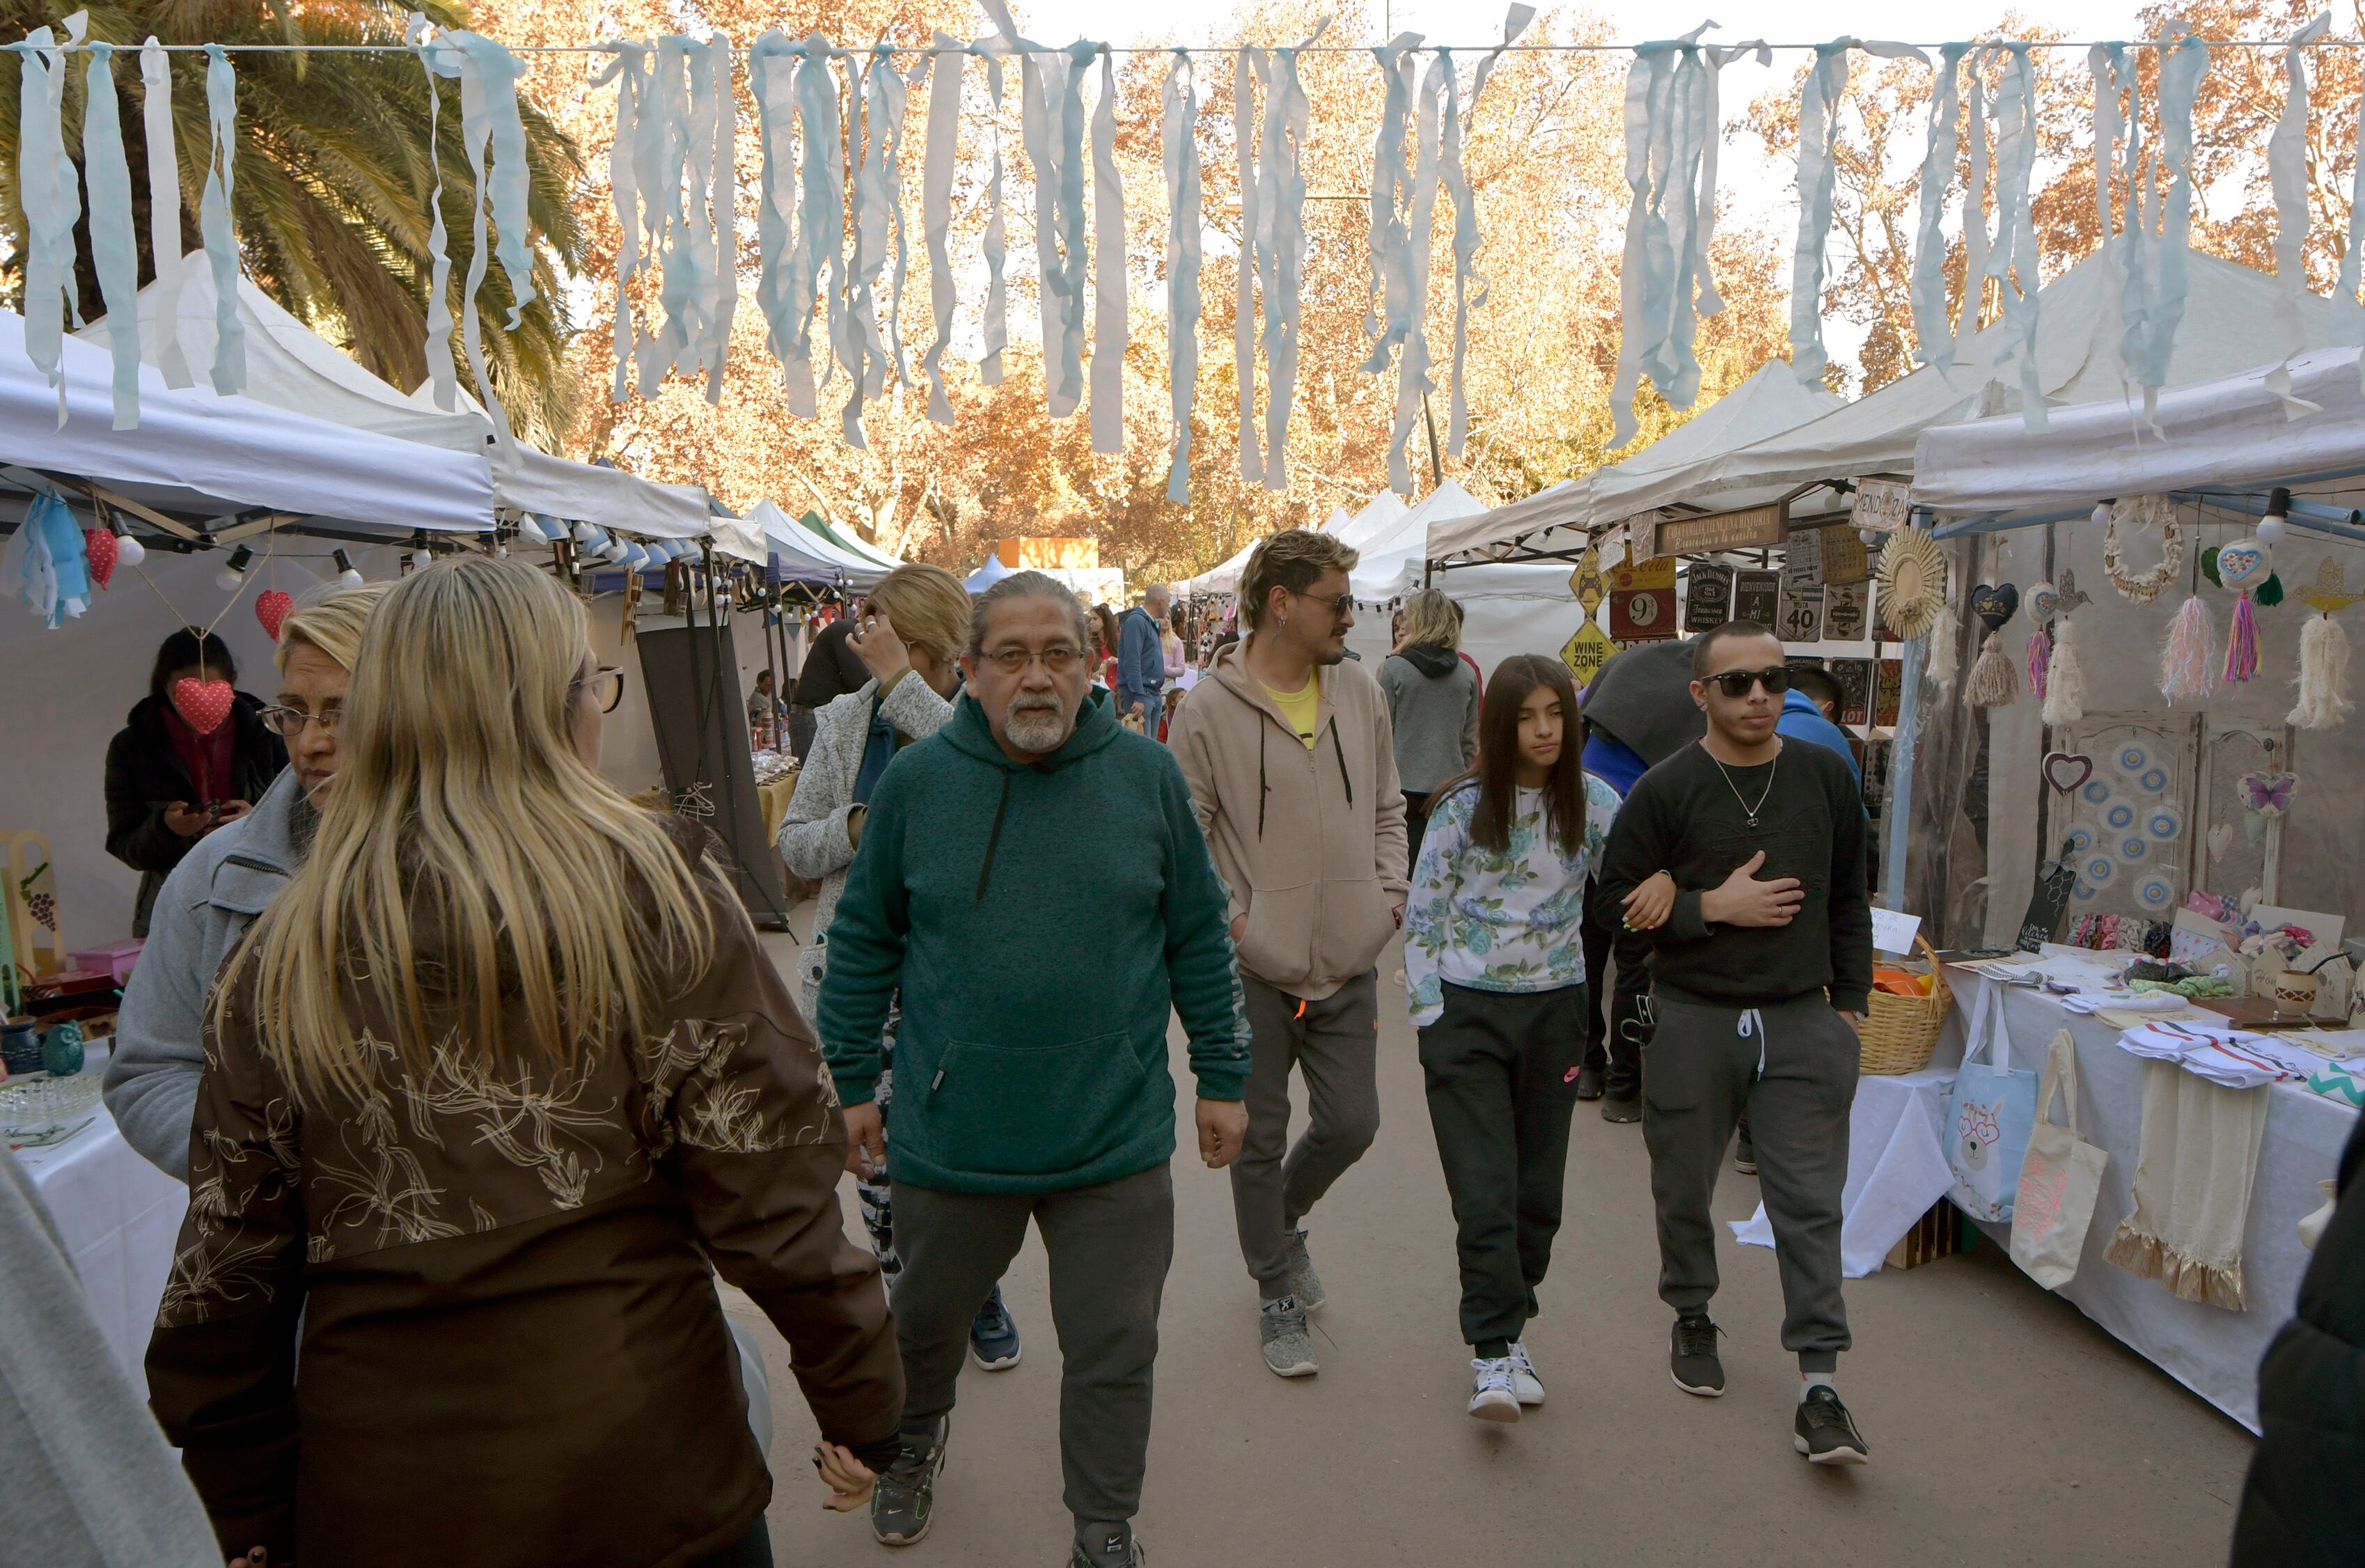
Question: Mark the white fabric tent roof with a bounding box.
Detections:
[76,265,711,537]
[1330,489,1412,552]
[747,499,890,588]
[1585,250,2337,526]
[1427,361,1846,560]
[964,554,1017,593]
[1911,345,2365,522]
[1177,507,1353,598]
[1350,480,1488,602]
[0,309,490,532]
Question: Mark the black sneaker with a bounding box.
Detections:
[1794,1386,1870,1464]
[1573,1063,1606,1101]
[970,1285,1022,1370]
[1734,1129,1757,1175]
[1669,1314,1724,1397]
[872,1417,948,1546]
[1069,1535,1147,1566]
[1600,1094,1641,1124]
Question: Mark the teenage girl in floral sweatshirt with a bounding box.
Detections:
[1404,653,1624,1422]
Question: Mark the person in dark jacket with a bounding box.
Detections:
[1376,588,1479,872]
[792,613,874,759]
[2231,1112,2365,1567]
[103,629,285,937]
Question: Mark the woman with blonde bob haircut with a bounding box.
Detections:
[776,560,1026,1368]
[148,556,904,1568]
[1379,587,1479,870]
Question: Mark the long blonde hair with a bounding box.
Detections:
[225,556,712,1101]
[1393,588,1463,654]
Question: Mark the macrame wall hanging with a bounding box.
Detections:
[2290,557,2362,729]
[2101,495,2185,602]
[2038,570,2092,725]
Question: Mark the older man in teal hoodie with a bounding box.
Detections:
[819,570,1250,1568]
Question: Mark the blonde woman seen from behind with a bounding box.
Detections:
[1379,588,1479,871]
[146,556,903,1568]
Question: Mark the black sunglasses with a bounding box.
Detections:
[1706,665,1791,700]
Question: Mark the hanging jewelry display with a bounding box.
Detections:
[2101,494,2185,603]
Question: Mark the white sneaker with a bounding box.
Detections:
[1468,1356,1521,1423]
[1506,1342,1546,1407]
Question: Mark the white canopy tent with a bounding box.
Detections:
[1348,480,1488,603]
[0,308,489,533]
[76,266,711,538]
[964,554,1017,593]
[746,499,891,588]
[1427,361,1846,562]
[1176,506,1352,599]
[1911,345,2365,524]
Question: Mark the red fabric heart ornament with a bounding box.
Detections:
[82,528,117,588]
[255,589,294,641]
[172,677,235,735]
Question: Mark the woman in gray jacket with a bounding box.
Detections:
[774,563,1023,1371]
[1377,588,1480,873]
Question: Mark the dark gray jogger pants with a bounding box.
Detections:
[893,1164,1175,1530]
[1232,969,1383,1296]
[1418,982,1589,1347]
[1642,990,1857,1371]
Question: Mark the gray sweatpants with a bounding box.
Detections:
[892,1164,1174,1532]
[1232,969,1383,1296]
[1642,990,1857,1371]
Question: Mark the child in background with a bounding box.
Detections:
[1403,654,1621,1425]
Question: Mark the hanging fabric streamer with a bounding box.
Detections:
[425,31,539,453]
[1787,40,1852,388]
[82,43,143,429]
[1445,11,1541,457]
[918,33,964,423]
[199,43,245,396]
[1234,47,1262,483]
[634,38,693,393]
[15,20,81,424]
[414,16,462,412]
[2125,25,2210,425]
[1383,52,1444,496]
[2087,42,2137,392]
[842,45,911,447]
[1163,50,1202,501]
[748,33,796,381]
[139,39,191,389]
[1952,56,1989,376]
[2266,13,2331,417]
[1360,32,1422,381]
[1909,44,1969,373]
[705,36,738,405]
[592,42,647,403]
[1008,24,1079,417]
[780,33,845,418]
[1253,22,1325,490]
[1090,45,1125,453]
[978,37,1009,386]
[2289,610,2353,728]
[1986,43,2047,431]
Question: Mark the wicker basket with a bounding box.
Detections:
[1857,933,1951,1075]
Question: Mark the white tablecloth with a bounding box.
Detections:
[15,1065,187,1394]
[1731,1065,1959,1277]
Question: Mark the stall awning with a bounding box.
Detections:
[1912,345,2365,524]
[747,499,890,588]
[0,309,490,533]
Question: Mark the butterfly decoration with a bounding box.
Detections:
[2240,769,2300,844]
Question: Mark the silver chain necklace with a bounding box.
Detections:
[1705,741,1779,829]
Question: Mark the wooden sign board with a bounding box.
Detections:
[1853,476,1913,535]
[1651,501,1786,560]
[1683,561,1734,632]
[1734,570,1780,625]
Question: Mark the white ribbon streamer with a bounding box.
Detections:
[82,43,141,428]
[414,15,460,412]
[2336,41,2365,373]
[1444,10,1541,453]
[1360,32,1422,376]
[1163,50,1202,501]
[779,34,844,418]
[1986,43,2047,431]
[1255,21,1326,490]
[979,38,1009,386]
[707,35,737,405]
[137,39,191,389]
[2086,42,2130,398]
[748,33,794,380]
[1953,58,1988,377]
[2268,14,2331,418]
[16,19,82,423]
[1910,44,1969,373]
[2126,25,2210,425]
[1090,46,1125,454]
[592,42,645,402]
[1387,52,1443,496]
[199,42,244,396]
[919,33,963,423]
[1234,47,1261,482]
[843,45,910,446]
[1791,38,1921,388]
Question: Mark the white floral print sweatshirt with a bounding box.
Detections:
[1403,776,1622,1028]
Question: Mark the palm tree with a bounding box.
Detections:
[0,0,584,446]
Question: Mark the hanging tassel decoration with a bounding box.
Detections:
[1926,590,1961,688]
[82,42,143,430]
[2160,594,2218,703]
[2288,612,2355,728]
[2025,623,2052,700]
[1964,629,2020,707]
[1163,49,1202,501]
[2224,590,2261,684]
[2042,613,2088,724]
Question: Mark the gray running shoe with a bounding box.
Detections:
[1259,1294,1319,1378]
[1284,1228,1327,1312]
[872,1417,948,1547]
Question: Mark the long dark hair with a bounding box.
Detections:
[149,629,237,703]
[1429,654,1584,856]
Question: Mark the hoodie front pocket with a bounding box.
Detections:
[920,1033,1150,1177]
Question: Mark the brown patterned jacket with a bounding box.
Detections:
[145,821,902,1568]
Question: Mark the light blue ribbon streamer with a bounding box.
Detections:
[1386,52,1443,496]
[1910,44,1970,374]
[200,44,244,396]
[137,40,191,389]
[592,42,646,402]
[1986,43,2047,431]
[1255,22,1326,491]
[748,33,796,380]
[1163,49,1202,501]
[1090,46,1125,454]
[785,34,845,419]
[1788,40,1853,387]
[15,23,81,424]
[424,32,533,451]
[412,16,459,412]
[2268,14,2331,416]
[1445,8,1534,455]
[842,45,909,447]
[1360,32,1422,376]
[82,43,142,429]
[1609,35,1692,446]
[2124,26,2209,421]
[1234,47,1261,481]
[919,33,963,423]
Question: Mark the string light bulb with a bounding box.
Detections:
[2092,501,2113,530]
[214,543,255,592]
[2257,487,2291,547]
[113,528,146,568]
[331,549,365,588]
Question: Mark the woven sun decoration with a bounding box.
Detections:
[1877,528,1954,682]
[1963,581,2021,707]
[2038,570,2092,726]
[2290,557,2363,729]
[2213,535,2275,684]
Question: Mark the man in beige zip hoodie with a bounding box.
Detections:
[1169,529,1408,1379]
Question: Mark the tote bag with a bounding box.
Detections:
[1944,980,2038,1223]
[2010,1027,2109,1288]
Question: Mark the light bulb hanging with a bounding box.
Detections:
[2257,486,2291,546]
[332,547,365,587]
[214,542,255,591]
[113,528,146,568]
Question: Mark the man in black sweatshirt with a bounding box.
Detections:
[1594,620,1875,1466]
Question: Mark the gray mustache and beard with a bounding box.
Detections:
[1003,692,1074,753]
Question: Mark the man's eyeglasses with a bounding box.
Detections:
[977,644,1084,675]
[260,704,341,737]
[1292,587,1355,618]
[572,666,627,714]
[1705,665,1792,700]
